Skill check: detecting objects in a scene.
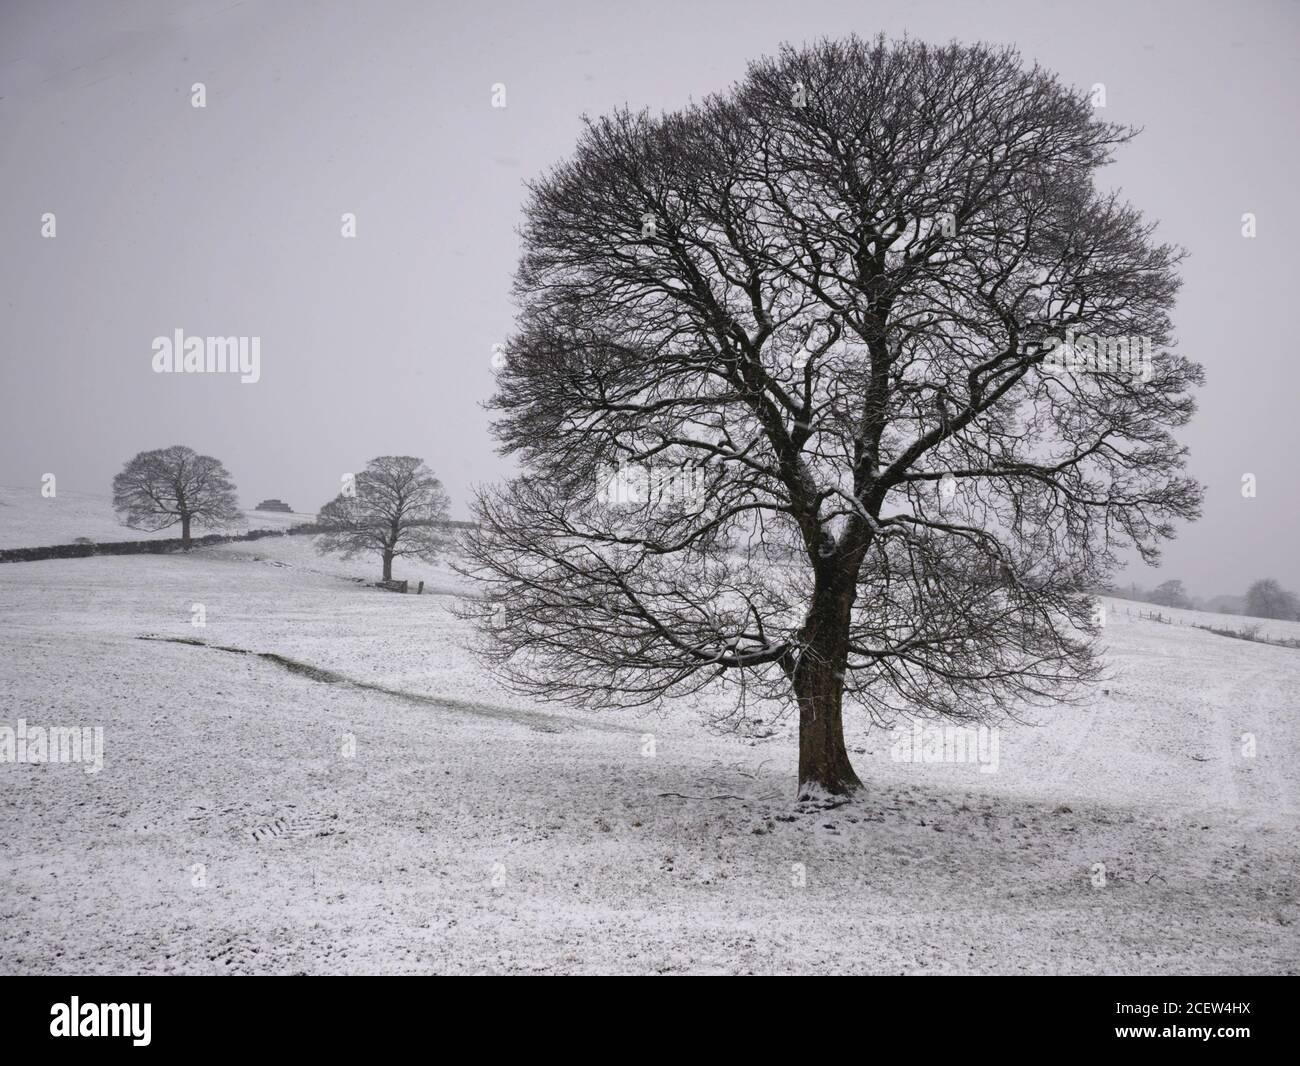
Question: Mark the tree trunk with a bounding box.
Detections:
[382,551,394,581]
[794,659,862,797]
[180,513,192,549]
[792,577,862,797]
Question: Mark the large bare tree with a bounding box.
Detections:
[112,445,242,548]
[461,37,1203,797]
[316,455,450,581]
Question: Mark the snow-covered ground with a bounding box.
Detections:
[0,486,310,549]
[0,533,1296,974]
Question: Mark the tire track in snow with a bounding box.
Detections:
[135,634,639,736]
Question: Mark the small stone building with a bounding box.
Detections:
[254,498,293,512]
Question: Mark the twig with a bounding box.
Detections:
[656,791,783,802]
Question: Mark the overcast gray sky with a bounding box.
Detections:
[1,0,1297,596]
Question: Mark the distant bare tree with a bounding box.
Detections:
[1149,579,1191,609]
[1244,579,1299,621]
[461,37,1203,796]
[112,445,242,548]
[316,456,450,581]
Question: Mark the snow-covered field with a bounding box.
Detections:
[1,533,1297,974]
[0,486,310,549]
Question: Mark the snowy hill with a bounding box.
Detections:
[0,486,312,550]
[0,530,1296,974]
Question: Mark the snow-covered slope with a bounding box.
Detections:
[0,486,311,549]
[0,534,1296,974]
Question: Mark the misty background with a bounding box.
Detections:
[1,0,1296,598]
